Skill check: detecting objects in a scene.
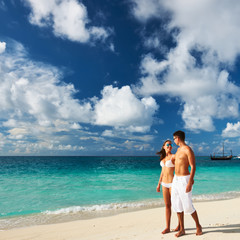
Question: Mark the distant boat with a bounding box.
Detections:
[210,143,232,160]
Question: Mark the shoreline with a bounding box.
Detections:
[0,197,240,239]
[1,191,240,230]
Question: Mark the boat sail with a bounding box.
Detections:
[210,143,232,160]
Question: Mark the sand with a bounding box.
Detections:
[0,197,239,240]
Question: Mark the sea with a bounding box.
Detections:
[0,156,240,230]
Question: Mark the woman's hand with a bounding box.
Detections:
[156,185,161,192]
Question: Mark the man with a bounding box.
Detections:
[171,130,202,237]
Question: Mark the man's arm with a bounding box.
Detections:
[186,147,196,193]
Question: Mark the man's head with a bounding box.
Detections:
[173,130,185,144]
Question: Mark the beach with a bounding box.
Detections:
[0,197,239,240]
[0,156,240,239]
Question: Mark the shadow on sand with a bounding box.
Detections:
[184,223,240,236]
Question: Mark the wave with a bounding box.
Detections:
[193,191,240,201]
[44,199,165,215]
[44,191,240,216]
[1,191,240,230]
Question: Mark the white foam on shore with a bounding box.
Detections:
[44,191,240,216]
[0,191,240,230]
[44,200,164,215]
[0,200,165,230]
[193,191,240,201]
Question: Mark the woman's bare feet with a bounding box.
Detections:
[196,225,202,235]
[162,228,170,234]
[175,230,185,237]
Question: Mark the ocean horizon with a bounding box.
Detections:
[0,156,240,230]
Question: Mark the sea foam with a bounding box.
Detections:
[44,191,240,216]
[1,191,240,230]
[44,200,164,215]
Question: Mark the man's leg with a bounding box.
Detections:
[171,176,184,236]
[175,212,185,237]
[191,211,202,235]
[169,188,180,231]
[180,175,202,236]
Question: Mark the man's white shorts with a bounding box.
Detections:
[171,175,196,214]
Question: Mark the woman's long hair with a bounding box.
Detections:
[156,140,172,160]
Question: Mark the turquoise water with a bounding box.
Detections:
[0,156,240,229]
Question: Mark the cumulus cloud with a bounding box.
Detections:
[0,41,6,54]
[57,144,85,151]
[163,0,240,63]
[24,0,113,47]
[222,122,240,138]
[130,0,164,22]
[0,40,158,154]
[0,41,93,126]
[94,85,158,132]
[0,40,94,153]
[132,0,240,132]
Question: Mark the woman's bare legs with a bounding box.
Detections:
[162,186,171,234]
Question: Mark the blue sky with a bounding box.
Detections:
[0,0,240,156]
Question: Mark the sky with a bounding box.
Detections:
[0,0,240,156]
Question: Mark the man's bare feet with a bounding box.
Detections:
[175,230,185,238]
[174,225,180,231]
[196,225,202,236]
[162,228,170,234]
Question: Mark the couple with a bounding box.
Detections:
[156,130,202,237]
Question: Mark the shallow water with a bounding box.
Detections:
[0,156,239,229]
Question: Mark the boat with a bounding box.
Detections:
[210,143,232,160]
[211,154,232,160]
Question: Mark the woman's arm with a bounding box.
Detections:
[156,168,163,192]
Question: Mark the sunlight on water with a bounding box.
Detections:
[0,156,239,229]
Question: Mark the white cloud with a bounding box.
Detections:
[94,85,158,132]
[0,40,95,154]
[103,146,118,151]
[102,129,155,143]
[142,35,168,54]
[0,41,6,54]
[51,0,90,42]
[102,130,115,137]
[57,144,85,151]
[130,0,164,22]
[222,122,240,138]
[0,41,93,126]
[132,0,240,132]
[122,139,152,151]
[24,0,112,46]
[0,40,158,154]
[163,0,240,63]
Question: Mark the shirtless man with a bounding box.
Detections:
[171,130,202,237]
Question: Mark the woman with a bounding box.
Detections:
[156,140,179,234]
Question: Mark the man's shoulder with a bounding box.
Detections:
[182,143,192,150]
[184,145,191,150]
[180,145,193,154]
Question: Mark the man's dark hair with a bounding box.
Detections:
[173,130,185,141]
